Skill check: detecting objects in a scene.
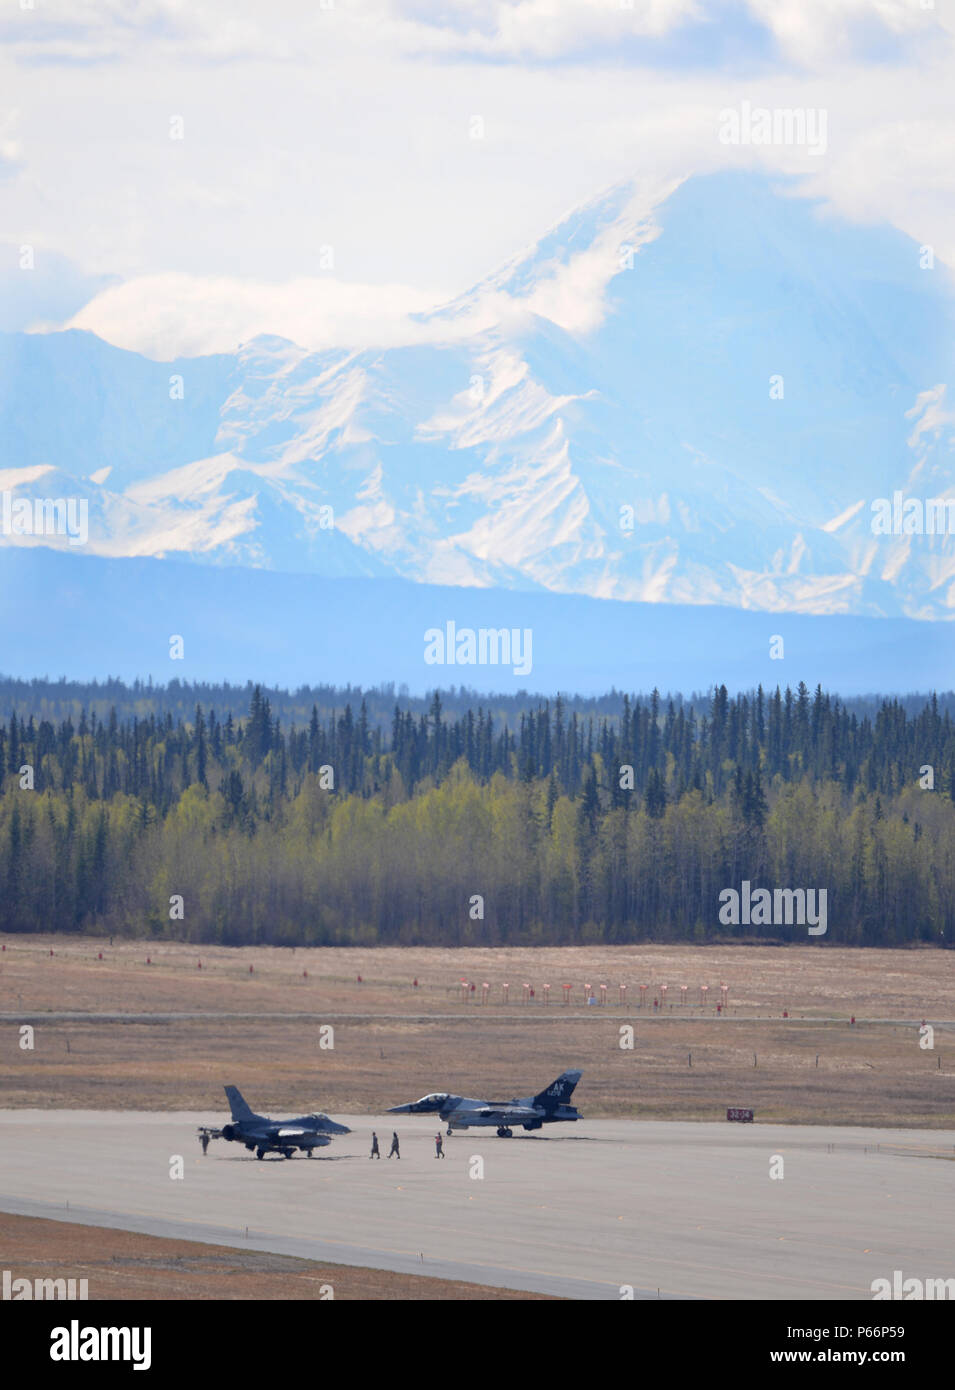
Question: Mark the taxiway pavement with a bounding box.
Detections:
[2,1112,953,1300]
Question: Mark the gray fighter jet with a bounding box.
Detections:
[388,1069,582,1137]
[198,1085,350,1159]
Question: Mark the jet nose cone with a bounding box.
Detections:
[328,1120,351,1134]
[387,1103,412,1113]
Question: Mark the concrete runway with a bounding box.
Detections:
[2,1111,953,1300]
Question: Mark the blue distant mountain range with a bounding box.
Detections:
[2,170,955,690]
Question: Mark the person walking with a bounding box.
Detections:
[435,1133,444,1158]
[388,1131,400,1159]
[200,1132,209,1155]
[370,1131,380,1158]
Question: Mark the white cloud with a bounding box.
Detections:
[1,0,953,359]
[365,0,952,65]
[745,0,946,68]
[61,173,684,357]
[0,0,292,65]
[64,273,447,358]
[379,0,703,60]
[0,109,23,177]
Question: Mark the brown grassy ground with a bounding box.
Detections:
[3,936,954,1017]
[2,936,953,1125]
[0,1212,553,1300]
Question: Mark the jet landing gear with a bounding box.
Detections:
[495,1126,513,1138]
[256,1148,266,1160]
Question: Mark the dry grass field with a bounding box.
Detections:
[4,936,955,1017]
[2,936,953,1126]
[0,1212,551,1300]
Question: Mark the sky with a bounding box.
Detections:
[1,0,954,358]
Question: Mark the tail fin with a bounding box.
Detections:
[534,1070,582,1110]
[224,1085,257,1121]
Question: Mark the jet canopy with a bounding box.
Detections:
[387,1091,457,1114]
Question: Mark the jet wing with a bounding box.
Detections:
[473,1106,538,1121]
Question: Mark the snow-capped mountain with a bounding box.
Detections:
[3,170,955,619]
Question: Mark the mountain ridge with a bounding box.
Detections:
[3,170,955,619]
[2,546,952,695]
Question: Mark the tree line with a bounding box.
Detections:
[1,680,953,946]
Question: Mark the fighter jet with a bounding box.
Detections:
[388,1069,582,1137]
[198,1085,350,1160]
